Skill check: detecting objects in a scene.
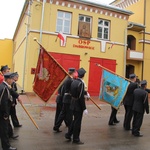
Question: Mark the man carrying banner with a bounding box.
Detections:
[132,80,149,137]
[123,74,138,130]
[65,68,88,144]
[10,72,22,128]
[53,68,76,132]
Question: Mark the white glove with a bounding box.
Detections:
[83,109,88,115]
[87,92,90,99]
[84,92,90,100]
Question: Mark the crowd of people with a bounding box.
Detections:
[54,70,149,145]
[0,65,22,150]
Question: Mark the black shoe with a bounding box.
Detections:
[114,120,120,123]
[53,127,62,133]
[72,141,84,144]
[14,124,22,128]
[65,133,71,140]
[6,146,17,150]
[10,135,19,139]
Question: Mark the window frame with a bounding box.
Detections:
[97,19,110,40]
[56,10,72,34]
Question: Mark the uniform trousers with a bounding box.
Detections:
[0,117,11,150]
[123,105,133,130]
[10,105,19,127]
[108,107,118,125]
[54,103,68,127]
[67,110,83,142]
[55,103,72,129]
[132,111,144,136]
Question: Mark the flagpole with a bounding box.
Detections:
[89,97,101,110]
[96,63,131,82]
[20,102,39,130]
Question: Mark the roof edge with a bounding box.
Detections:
[69,0,133,15]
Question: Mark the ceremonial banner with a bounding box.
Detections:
[100,70,129,109]
[33,45,68,102]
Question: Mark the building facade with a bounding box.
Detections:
[13,0,132,95]
[111,0,150,84]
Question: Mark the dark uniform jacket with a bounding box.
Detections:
[133,88,149,114]
[0,82,13,118]
[123,82,138,106]
[63,77,73,104]
[11,82,18,105]
[70,78,86,112]
[56,84,64,104]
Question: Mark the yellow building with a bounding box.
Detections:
[111,0,150,85]
[0,39,13,70]
[13,0,133,95]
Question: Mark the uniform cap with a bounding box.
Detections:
[77,68,86,77]
[129,73,136,79]
[13,72,19,77]
[0,65,10,72]
[140,80,147,86]
[68,68,75,72]
[4,72,16,79]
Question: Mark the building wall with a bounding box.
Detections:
[122,0,144,24]
[13,0,131,93]
[0,39,13,70]
[13,6,29,90]
[143,0,150,85]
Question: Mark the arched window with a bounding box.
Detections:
[127,35,136,50]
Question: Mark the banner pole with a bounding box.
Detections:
[20,102,39,130]
[89,97,101,110]
[96,63,131,82]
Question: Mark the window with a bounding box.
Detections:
[98,19,110,40]
[78,15,92,38]
[56,11,72,34]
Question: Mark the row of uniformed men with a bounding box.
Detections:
[0,65,22,150]
[53,68,149,144]
[53,67,89,144]
[109,73,149,137]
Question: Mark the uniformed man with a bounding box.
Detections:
[132,80,149,137]
[0,66,20,139]
[123,74,138,130]
[65,68,88,144]
[53,68,76,132]
[10,72,22,128]
[0,73,17,150]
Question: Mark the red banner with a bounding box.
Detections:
[33,45,68,102]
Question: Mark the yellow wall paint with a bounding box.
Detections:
[0,39,13,70]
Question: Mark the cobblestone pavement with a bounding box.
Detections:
[1,94,150,150]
